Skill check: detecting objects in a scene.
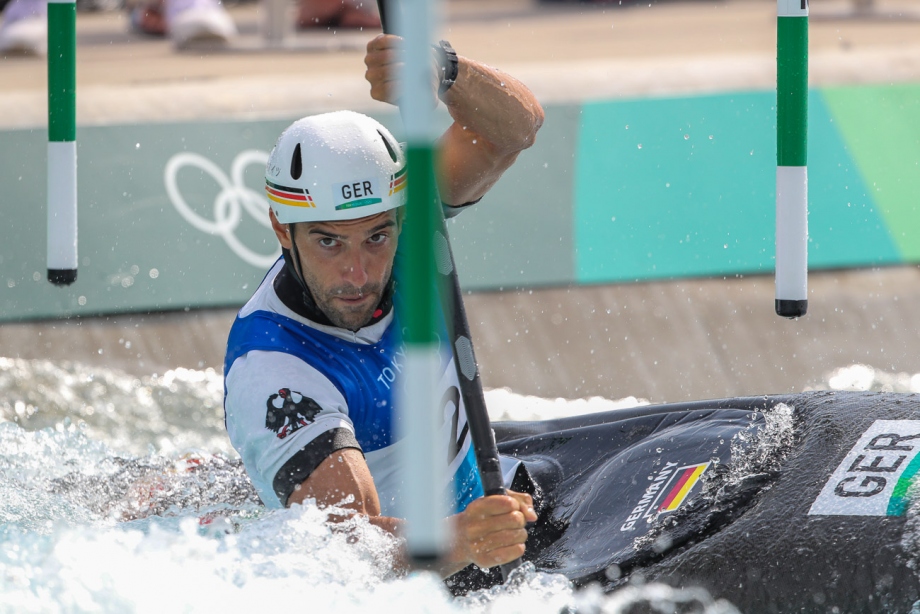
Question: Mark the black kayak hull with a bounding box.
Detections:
[493,391,920,613]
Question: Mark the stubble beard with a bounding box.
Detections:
[306,269,392,332]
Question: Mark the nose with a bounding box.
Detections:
[341,247,369,288]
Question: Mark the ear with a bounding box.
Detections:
[269,208,293,250]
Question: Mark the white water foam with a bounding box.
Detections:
[815,363,920,394]
[3,357,908,613]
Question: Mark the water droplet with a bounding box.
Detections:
[149,268,159,279]
[684,134,690,140]
[709,135,714,140]
[78,295,87,305]
[135,143,140,149]
[637,144,643,149]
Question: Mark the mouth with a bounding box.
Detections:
[335,293,372,305]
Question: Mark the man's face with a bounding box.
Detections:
[286,211,400,331]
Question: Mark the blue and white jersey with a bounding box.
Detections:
[223,258,484,513]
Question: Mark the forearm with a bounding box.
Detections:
[441,57,544,156]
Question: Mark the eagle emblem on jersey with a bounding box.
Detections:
[265,388,322,439]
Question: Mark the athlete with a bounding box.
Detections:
[223,34,544,580]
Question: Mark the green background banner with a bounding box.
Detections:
[2,84,918,322]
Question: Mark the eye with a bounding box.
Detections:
[318,237,338,248]
[368,233,388,245]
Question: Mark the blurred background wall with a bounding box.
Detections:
[2,0,920,402]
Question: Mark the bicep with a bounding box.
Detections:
[287,447,382,516]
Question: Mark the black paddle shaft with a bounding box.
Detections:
[431,227,506,497]
[374,0,521,578]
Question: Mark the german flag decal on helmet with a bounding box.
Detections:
[265,180,316,208]
[388,166,407,197]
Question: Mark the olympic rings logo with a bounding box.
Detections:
[164,150,281,269]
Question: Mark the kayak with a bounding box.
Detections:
[53,389,920,611]
[491,391,920,613]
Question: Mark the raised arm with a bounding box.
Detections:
[364,34,545,206]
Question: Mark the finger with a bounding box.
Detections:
[364,46,397,68]
[486,526,529,547]
[466,527,528,560]
[365,33,387,53]
[508,491,537,522]
[367,33,400,54]
[365,60,402,100]
[469,541,527,569]
[465,495,523,518]
[366,76,398,104]
[507,490,533,506]
[461,512,528,543]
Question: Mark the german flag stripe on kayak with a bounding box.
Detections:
[657,462,709,512]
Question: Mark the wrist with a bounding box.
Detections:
[433,39,459,100]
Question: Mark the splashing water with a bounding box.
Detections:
[0,357,230,456]
[722,402,796,487]
[483,388,646,422]
[2,357,910,612]
[818,364,920,394]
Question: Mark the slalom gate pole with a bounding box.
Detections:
[382,0,520,576]
[391,0,449,566]
[775,0,808,318]
[47,0,78,286]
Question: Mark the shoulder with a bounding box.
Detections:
[239,258,286,317]
[225,350,350,438]
[226,351,346,409]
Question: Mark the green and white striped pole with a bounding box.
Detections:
[392,0,448,565]
[775,0,808,318]
[47,0,78,286]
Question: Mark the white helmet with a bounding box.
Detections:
[265,111,408,224]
